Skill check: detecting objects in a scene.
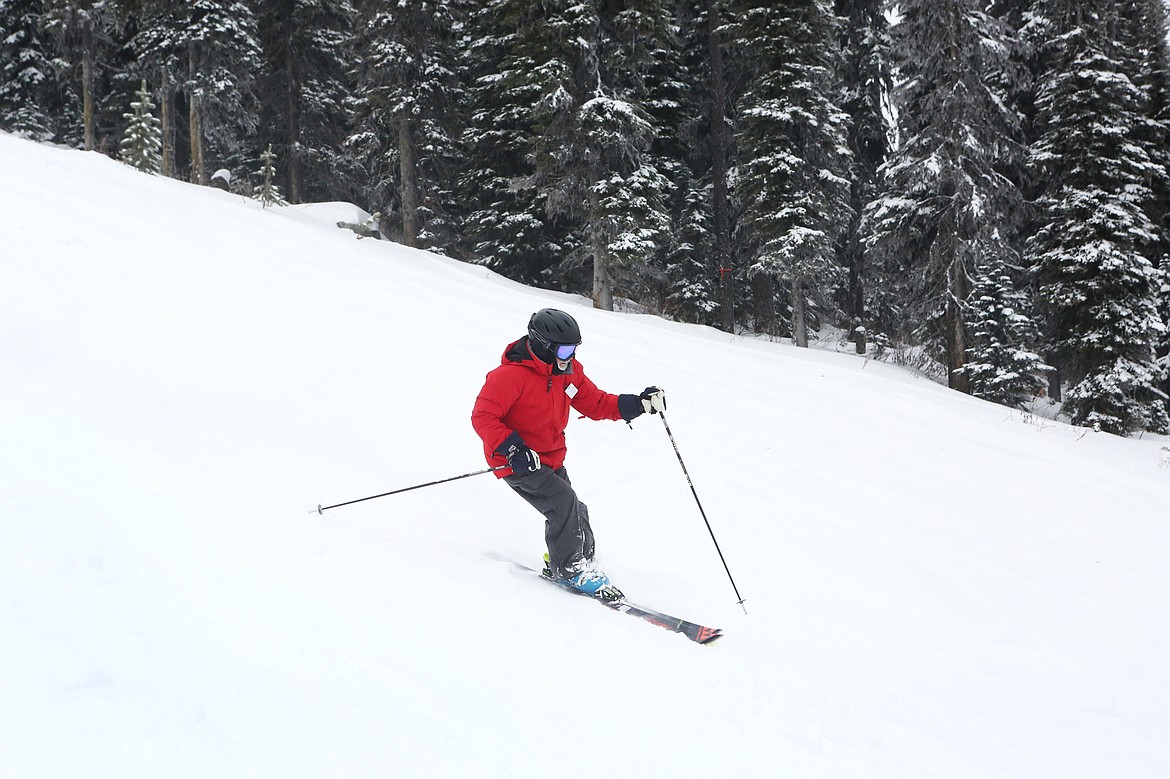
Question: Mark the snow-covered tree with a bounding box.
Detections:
[183,1,262,184]
[958,249,1049,408]
[134,0,260,183]
[834,0,891,349]
[1026,0,1169,435]
[864,0,1026,391]
[347,0,464,252]
[461,0,673,308]
[528,0,672,310]
[253,143,287,207]
[458,0,563,285]
[256,0,355,204]
[0,0,60,140]
[41,0,116,150]
[119,79,162,174]
[727,0,852,344]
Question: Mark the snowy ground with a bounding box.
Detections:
[2,131,1168,778]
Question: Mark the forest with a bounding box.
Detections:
[2,0,1169,436]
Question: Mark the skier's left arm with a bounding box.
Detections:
[571,372,665,423]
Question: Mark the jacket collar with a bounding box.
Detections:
[503,336,575,376]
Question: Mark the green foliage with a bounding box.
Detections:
[254,144,288,207]
[119,80,162,174]
[1027,4,1168,434]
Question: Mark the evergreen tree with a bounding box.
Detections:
[460,0,672,307]
[653,0,719,326]
[0,0,59,140]
[253,143,288,207]
[959,250,1049,408]
[256,0,355,204]
[1120,0,1170,417]
[458,0,565,285]
[132,0,260,183]
[347,0,464,252]
[41,0,116,150]
[1026,0,1169,435]
[128,0,184,177]
[182,0,262,184]
[526,0,672,310]
[691,0,738,332]
[834,0,891,350]
[727,0,852,345]
[864,0,1025,390]
[661,169,719,323]
[119,79,162,174]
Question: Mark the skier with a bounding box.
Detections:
[472,308,665,595]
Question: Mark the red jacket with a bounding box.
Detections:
[472,337,624,476]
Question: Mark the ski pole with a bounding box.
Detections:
[315,465,506,514]
[658,410,747,613]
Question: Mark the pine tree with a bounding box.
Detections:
[458,0,564,285]
[1026,0,1169,435]
[700,0,737,331]
[128,0,184,177]
[0,0,59,140]
[119,79,162,174]
[834,0,891,350]
[254,143,288,207]
[129,0,262,182]
[526,0,672,310]
[959,250,1049,408]
[256,0,355,204]
[183,0,262,184]
[727,0,852,345]
[41,0,116,150]
[1120,0,1170,420]
[863,0,1025,390]
[460,0,671,307]
[347,0,464,252]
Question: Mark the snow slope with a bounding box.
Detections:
[2,131,1168,778]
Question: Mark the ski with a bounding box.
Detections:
[499,557,723,645]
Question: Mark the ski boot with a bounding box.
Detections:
[543,554,623,600]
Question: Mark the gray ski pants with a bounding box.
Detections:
[504,466,594,576]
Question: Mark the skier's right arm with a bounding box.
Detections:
[471,369,522,456]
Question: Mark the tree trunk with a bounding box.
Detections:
[399,117,419,247]
[81,25,95,150]
[706,0,734,332]
[159,79,174,177]
[1046,356,1062,402]
[945,254,970,392]
[592,246,614,310]
[792,277,809,347]
[589,183,614,310]
[188,44,204,185]
[189,97,203,184]
[752,272,776,335]
[286,39,302,204]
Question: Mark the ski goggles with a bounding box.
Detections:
[555,343,578,360]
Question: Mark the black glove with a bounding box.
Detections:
[618,393,645,422]
[497,431,541,473]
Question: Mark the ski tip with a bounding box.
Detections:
[695,626,724,644]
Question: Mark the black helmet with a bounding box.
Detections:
[528,308,582,363]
